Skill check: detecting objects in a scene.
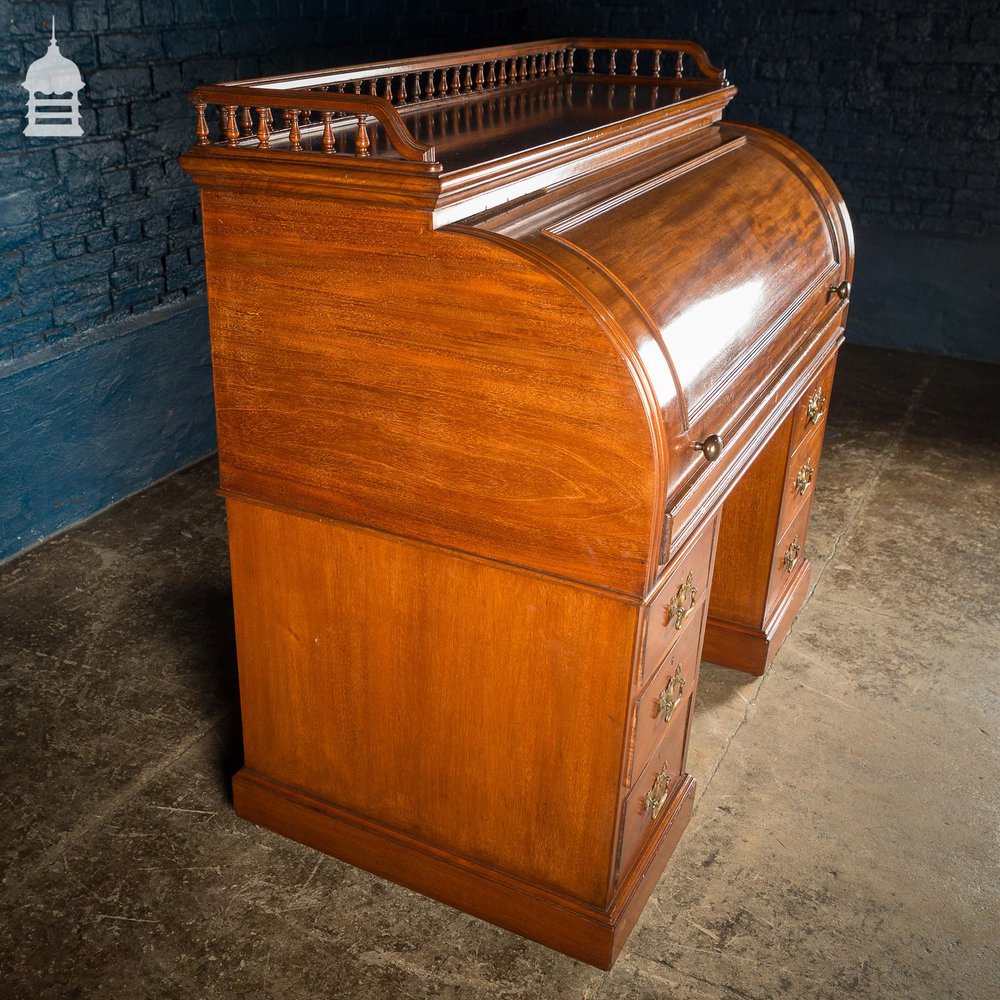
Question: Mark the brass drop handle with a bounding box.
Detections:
[664,572,697,630]
[806,387,826,425]
[656,664,686,723]
[795,459,814,496]
[694,433,724,462]
[643,763,671,820]
[828,280,851,301]
[783,536,801,573]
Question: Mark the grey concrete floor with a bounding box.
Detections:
[1,343,998,999]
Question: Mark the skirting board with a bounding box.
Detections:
[703,558,812,675]
[0,297,216,562]
[233,768,697,969]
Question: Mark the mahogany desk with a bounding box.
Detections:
[181,38,854,969]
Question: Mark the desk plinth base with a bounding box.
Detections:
[233,768,696,970]
[703,559,812,676]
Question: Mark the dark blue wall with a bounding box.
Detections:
[2,0,997,562]
[0,298,214,561]
[0,0,521,562]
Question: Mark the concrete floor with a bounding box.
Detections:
[1,343,998,999]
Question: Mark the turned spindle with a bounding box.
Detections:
[354,115,370,157]
[321,111,334,153]
[629,49,639,76]
[586,48,595,74]
[498,60,507,86]
[288,110,302,151]
[256,106,270,148]
[224,104,240,147]
[653,49,662,77]
[475,63,485,91]
[450,66,460,94]
[194,100,209,145]
[240,105,253,136]
[462,65,472,92]
[396,75,407,103]
[608,49,617,75]
[675,51,684,78]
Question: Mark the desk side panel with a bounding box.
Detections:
[227,499,637,907]
[199,190,657,595]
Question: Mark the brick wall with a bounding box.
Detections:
[0,0,521,362]
[525,0,1000,239]
[3,1,997,365]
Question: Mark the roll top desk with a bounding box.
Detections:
[181,38,854,969]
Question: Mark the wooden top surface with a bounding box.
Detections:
[258,79,726,172]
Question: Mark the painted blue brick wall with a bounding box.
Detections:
[1,0,996,563]
[0,0,523,562]
[0,298,215,560]
[0,0,524,361]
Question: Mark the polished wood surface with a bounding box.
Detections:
[181,37,854,968]
[228,498,636,906]
[705,351,838,675]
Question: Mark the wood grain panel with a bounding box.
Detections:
[227,498,638,906]
[202,194,658,595]
[708,413,793,624]
[543,138,838,427]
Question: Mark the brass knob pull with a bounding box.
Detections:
[694,434,724,462]
[806,387,826,425]
[642,763,671,819]
[664,572,697,630]
[828,280,851,301]
[783,536,801,573]
[795,459,814,496]
[656,664,686,723]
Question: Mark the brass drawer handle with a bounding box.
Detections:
[664,572,697,630]
[795,459,814,496]
[656,664,686,723]
[642,763,671,820]
[783,536,801,573]
[694,433,724,462]
[806,387,826,425]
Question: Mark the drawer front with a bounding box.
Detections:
[767,494,814,613]
[642,514,718,682]
[618,711,689,881]
[790,354,836,448]
[778,419,826,538]
[630,601,705,785]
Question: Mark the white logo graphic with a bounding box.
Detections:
[22,15,84,138]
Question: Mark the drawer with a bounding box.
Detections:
[789,353,836,447]
[642,514,718,682]
[778,419,826,538]
[617,709,689,881]
[629,600,705,785]
[767,494,814,613]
